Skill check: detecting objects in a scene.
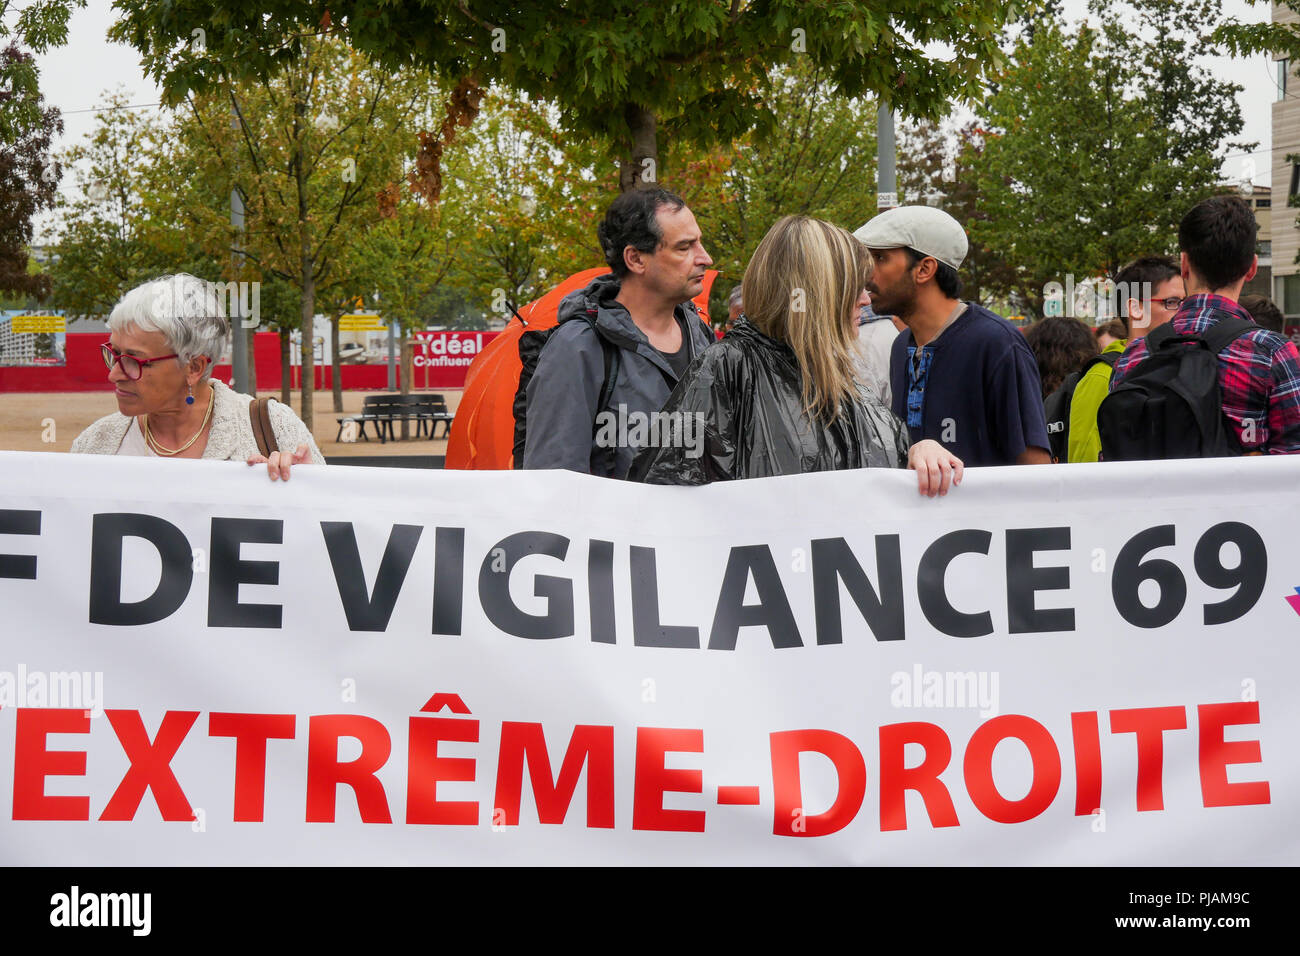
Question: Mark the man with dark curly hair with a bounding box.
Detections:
[521,188,717,478]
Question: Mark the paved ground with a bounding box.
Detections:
[0,388,463,458]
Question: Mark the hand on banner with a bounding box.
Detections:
[907,440,963,497]
[247,443,313,481]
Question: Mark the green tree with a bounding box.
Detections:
[48,91,221,314]
[419,285,488,330]
[327,187,461,410]
[445,88,612,314]
[965,10,1243,316]
[359,193,458,332]
[110,0,1025,192]
[0,43,61,299]
[1215,0,1298,55]
[179,37,440,430]
[894,118,1020,310]
[0,0,83,141]
[1,1,84,297]
[1113,0,1245,163]
[682,59,879,321]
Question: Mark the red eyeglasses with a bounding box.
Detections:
[101,343,179,380]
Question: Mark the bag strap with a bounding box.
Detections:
[1148,315,1255,354]
[1071,351,1119,381]
[547,310,621,474]
[565,310,620,413]
[1146,321,1178,350]
[1091,350,1120,370]
[249,397,275,457]
[1200,316,1256,355]
[1056,369,1084,400]
[598,340,620,411]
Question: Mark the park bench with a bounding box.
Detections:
[335,393,454,443]
[417,394,455,438]
[335,394,400,443]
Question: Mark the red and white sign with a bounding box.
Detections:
[411,331,499,388]
[0,452,1296,864]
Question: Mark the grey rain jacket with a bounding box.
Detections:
[628,317,910,484]
[521,273,717,478]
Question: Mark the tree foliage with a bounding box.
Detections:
[682,59,878,319]
[964,0,1246,315]
[179,36,441,428]
[893,118,1020,310]
[0,0,83,298]
[48,90,220,314]
[444,89,612,311]
[0,0,83,142]
[0,44,60,298]
[110,0,1025,191]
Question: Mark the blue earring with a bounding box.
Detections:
[186,383,194,405]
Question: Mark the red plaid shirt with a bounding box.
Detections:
[1110,293,1300,454]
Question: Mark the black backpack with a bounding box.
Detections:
[1043,351,1119,463]
[1097,316,1256,461]
[512,309,620,468]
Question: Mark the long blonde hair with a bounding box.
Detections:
[741,215,872,422]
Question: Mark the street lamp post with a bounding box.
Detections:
[877,99,898,212]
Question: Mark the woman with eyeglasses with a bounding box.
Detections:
[71,274,323,478]
[627,215,963,495]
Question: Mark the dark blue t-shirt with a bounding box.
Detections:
[889,303,1050,466]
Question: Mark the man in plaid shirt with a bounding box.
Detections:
[1110,195,1300,454]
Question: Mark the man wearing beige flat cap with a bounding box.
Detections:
[855,206,1051,466]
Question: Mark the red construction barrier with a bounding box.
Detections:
[0,330,498,393]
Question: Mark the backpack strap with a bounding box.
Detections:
[568,310,620,413]
[1074,351,1119,378]
[1147,315,1255,354]
[1090,350,1120,370]
[560,310,621,474]
[1200,316,1257,355]
[1145,321,1178,350]
[249,397,275,458]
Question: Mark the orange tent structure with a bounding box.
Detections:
[446,268,718,470]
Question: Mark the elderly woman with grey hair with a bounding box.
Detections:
[72,274,323,479]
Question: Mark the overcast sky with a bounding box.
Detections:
[27,0,1277,242]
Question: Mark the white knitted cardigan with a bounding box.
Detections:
[70,380,325,463]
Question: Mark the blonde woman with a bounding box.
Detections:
[627,216,962,495]
[71,274,323,479]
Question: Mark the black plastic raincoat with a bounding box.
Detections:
[628,318,909,484]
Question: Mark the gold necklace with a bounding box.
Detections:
[144,384,215,456]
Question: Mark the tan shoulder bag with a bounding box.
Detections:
[248,397,275,457]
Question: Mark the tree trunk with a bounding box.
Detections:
[331,310,343,413]
[279,330,291,406]
[619,104,658,192]
[299,270,316,433]
[293,92,316,433]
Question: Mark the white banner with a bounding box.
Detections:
[0,450,1296,865]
